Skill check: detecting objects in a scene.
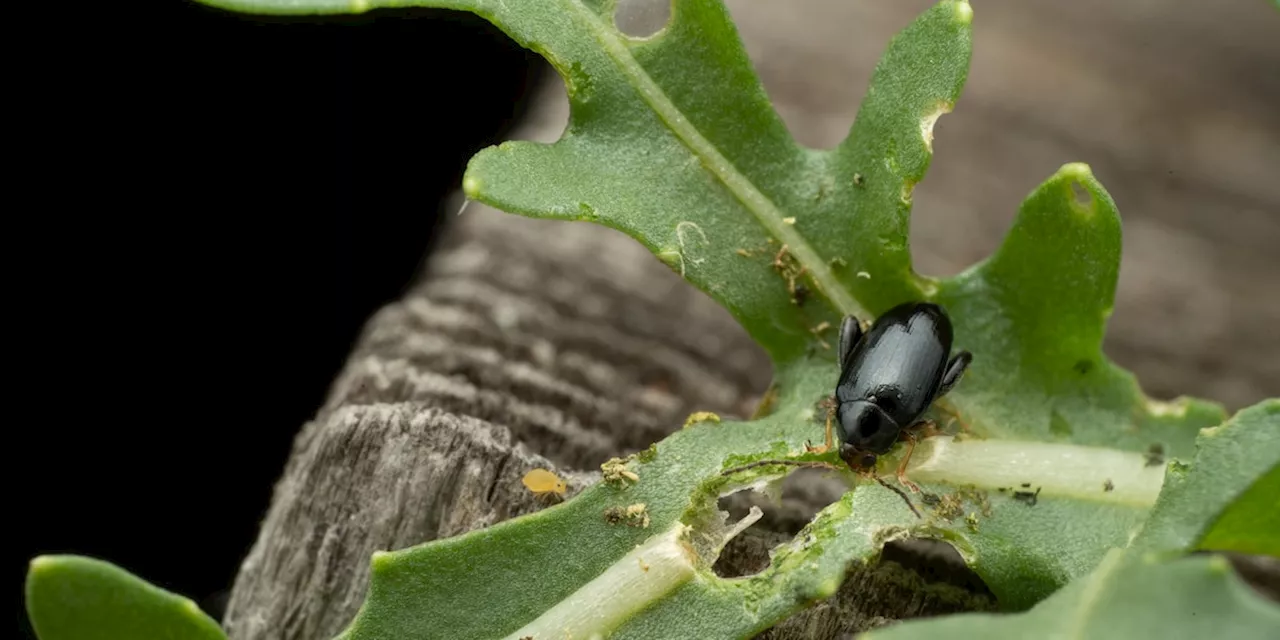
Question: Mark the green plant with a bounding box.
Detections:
[25,1,1278,639]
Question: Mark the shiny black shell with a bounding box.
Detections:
[835,301,954,428]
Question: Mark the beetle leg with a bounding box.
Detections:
[934,398,971,433]
[894,436,922,493]
[806,398,837,453]
[910,418,943,440]
[894,425,939,493]
[894,419,946,492]
[824,401,835,450]
[803,412,832,453]
[938,350,973,396]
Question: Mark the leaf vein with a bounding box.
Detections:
[568,0,866,320]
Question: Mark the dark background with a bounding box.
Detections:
[16,2,541,636]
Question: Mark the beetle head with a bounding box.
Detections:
[838,442,878,471]
[836,399,901,454]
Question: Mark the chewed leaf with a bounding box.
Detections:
[460,0,974,362]
[25,555,225,640]
[828,0,973,314]
[1132,400,1279,556]
[866,400,1280,640]
[864,552,1280,640]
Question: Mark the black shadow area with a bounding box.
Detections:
[15,2,543,636]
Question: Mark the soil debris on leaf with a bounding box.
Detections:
[601,458,640,486]
[683,412,721,429]
[604,503,651,528]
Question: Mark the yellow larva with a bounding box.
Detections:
[522,468,568,502]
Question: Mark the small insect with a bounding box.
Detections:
[813,301,972,490]
[1013,486,1042,507]
[793,283,810,306]
[965,512,980,532]
[720,301,971,514]
[603,503,650,528]
[1144,443,1165,467]
[522,468,568,504]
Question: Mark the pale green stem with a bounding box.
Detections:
[503,436,1164,638]
[907,436,1166,507]
[501,524,697,640]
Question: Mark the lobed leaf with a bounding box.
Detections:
[935,164,1225,451]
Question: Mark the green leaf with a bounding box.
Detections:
[25,555,226,640]
[862,399,1280,640]
[1198,465,1280,557]
[935,163,1228,450]
[1132,399,1279,557]
[188,0,1265,638]
[862,552,1280,640]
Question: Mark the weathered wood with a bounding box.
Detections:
[222,405,594,639]
[221,197,777,638]
[226,1,1278,638]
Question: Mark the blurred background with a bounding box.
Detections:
[15,0,1278,636]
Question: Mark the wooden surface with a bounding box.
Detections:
[225,1,1278,638]
[222,192,780,639]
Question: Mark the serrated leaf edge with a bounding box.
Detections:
[461,0,869,320]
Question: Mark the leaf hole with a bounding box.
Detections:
[615,0,672,39]
[711,468,847,578]
[1071,181,1094,211]
[511,64,569,144]
[919,103,951,153]
[879,539,994,598]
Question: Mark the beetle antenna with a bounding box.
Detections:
[720,459,842,476]
[874,476,921,519]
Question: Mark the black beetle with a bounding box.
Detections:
[813,301,972,485]
[720,301,971,507]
